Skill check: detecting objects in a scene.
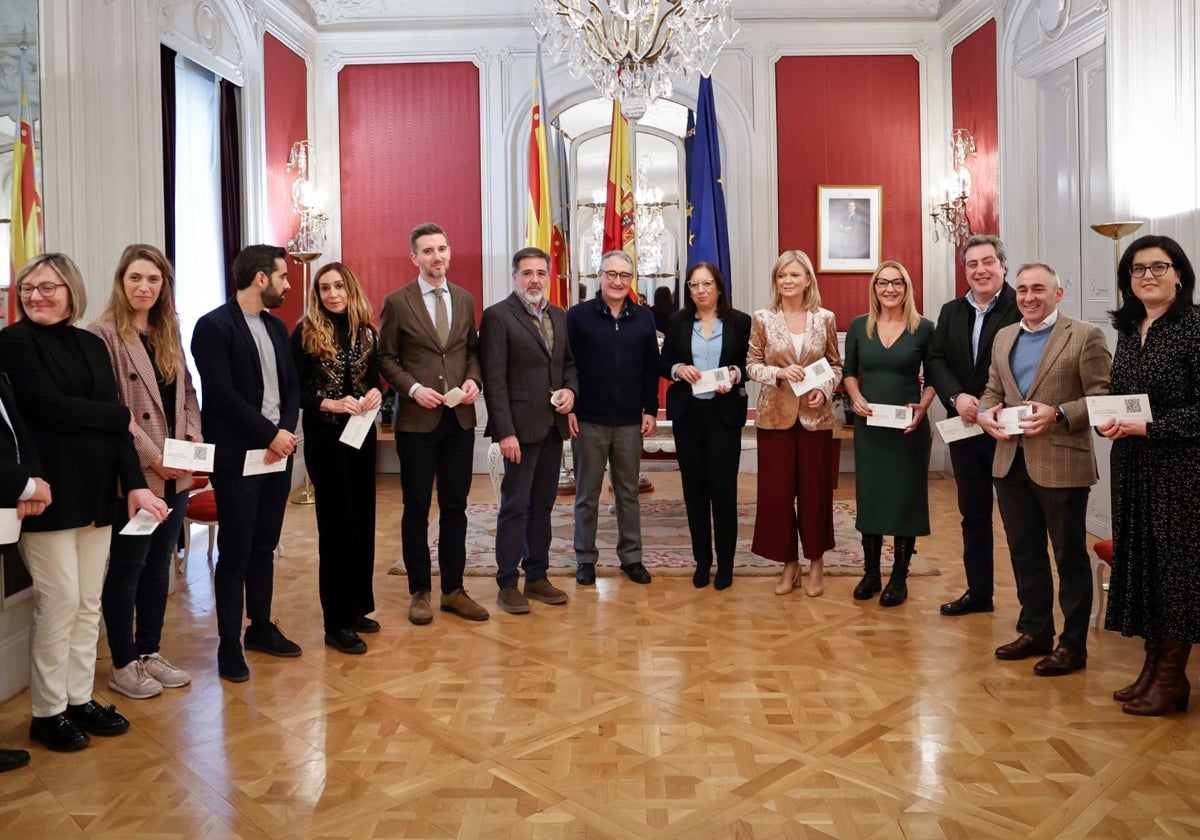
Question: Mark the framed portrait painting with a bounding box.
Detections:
[817,185,882,273]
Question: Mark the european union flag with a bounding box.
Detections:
[686,75,732,301]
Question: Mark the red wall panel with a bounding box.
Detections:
[263,33,309,329]
[951,19,1000,295]
[775,55,923,330]
[338,63,483,323]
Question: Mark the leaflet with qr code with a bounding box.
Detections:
[118,507,172,537]
[162,439,216,472]
[1085,393,1153,426]
[789,358,837,397]
[994,406,1030,435]
[865,403,913,429]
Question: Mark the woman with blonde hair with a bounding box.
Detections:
[291,261,382,655]
[0,253,168,752]
[90,244,202,699]
[747,250,842,597]
[842,260,935,606]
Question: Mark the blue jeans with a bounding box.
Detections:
[101,486,189,668]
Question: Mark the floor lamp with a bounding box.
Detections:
[1090,221,1143,279]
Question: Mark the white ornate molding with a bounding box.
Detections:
[160,0,248,84]
[308,0,384,26]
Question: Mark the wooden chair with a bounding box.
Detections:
[1091,538,1113,627]
[177,476,217,572]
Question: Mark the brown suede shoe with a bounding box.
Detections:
[497,587,531,614]
[409,592,433,626]
[524,578,568,605]
[441,588,490,621]
[994,634,1054,661]
[1033,646,1087,676]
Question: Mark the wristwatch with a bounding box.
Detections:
[1054,405,1068,426]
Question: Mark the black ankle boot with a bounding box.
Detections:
[693,560,712,589]
[880,536,914,607]
[713,560,733,591]
[854,534,883,600]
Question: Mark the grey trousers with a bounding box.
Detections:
[573,421,643,567]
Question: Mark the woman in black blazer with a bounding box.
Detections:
[0,253,167,754]
[660,262,751,589]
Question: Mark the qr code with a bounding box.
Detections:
[194,445,207,460]
[1124,398,1140,413]
[1015,406,1031,419]
[893,407,907,420]
[813,361,827,375]
[134,522,154,534]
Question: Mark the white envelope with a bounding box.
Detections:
[936,415,985,443]
[993,405,1032,436]
[789,358,836,397]
[243,448,288,476]
[119,507,172,537]
[340,407,380,449]
[0,508,20,544]
[691,366,730,396]
[865,403,913,428]
[441,387,466,408]
[1086,393,1153,426]
[162,438,216,472]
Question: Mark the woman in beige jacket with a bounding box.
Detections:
[747,251,842,597]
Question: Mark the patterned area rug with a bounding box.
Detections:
[387,500,939,578]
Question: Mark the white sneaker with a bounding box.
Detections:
[141,653,191,688]
[108,658,163,699]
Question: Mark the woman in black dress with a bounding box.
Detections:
[291,262,382,655]
[1101,235,1200,716]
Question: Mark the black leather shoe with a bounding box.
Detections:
[352,616,381,634]
[940,591,995,616]
[0,748,31,772]
[244,620,302,657]
[29,714,89,752]
[852,574,881,601]
[66,700,130,737]
[576,563,596,585]
[1033,646,1087,676]
[325,629,368,655]
[621,562,652,584]
[879,580,908,607]
[218,643,250,682]
[994,634,1054,661]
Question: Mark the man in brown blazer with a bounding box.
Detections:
[978,263,1111,676]
[379,222,487,625]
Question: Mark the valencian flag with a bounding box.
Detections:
[525,46,570,306]
[10,54,43,321]
[686,75,731,300]
[602,99,637,299]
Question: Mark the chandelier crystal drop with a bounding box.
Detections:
[532,0,740,120]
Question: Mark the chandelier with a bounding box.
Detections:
[532,0,740,121]
[286,140,328,258]
[929,128,975,247]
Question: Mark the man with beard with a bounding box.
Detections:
[479,247,577,613]
[191,244,301,681]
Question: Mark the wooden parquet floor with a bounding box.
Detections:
[1,471,1197,838]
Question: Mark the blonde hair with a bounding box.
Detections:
[300,262,377,358]
[769,250,822,311]
[101,244,183,384]
[866,260,921,338]
[14,252,87,325]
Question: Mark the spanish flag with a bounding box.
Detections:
[10,56,42,318]
[602,100,637,299]
[524,47,569,306]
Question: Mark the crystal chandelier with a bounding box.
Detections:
[286,140,328,258]
[532,0,740,121]
[929,128,975,247]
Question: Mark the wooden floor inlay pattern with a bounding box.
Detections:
[0,472,1195,838]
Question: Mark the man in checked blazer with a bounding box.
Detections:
[479,247,577,615]
[378,222,487,625]
[978,262,1111,677]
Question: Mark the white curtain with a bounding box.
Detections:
[173,56,224,404]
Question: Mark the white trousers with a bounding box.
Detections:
[20,525,113,717]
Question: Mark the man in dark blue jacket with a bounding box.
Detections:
[192,244,301,682]
[566,250,660,585]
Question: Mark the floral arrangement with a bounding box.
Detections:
[832,384,853,420]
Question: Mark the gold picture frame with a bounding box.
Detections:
[817,185,882,273]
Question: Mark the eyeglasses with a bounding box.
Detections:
[874,278,906,289]
[687,280,715,290]
[19,282,67,298]
[602,270,634,282]
[1130,262,1175,278]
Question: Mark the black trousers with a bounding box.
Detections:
[396,407,474,595]
[673,399,742,568]
[304,417,377,632]
[994,448,1093,652]
[495,428,563,588]
[948,432,998,598]
[211,461,292,646]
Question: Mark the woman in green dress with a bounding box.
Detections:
[842,260,935,606]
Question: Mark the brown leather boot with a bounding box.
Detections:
[1113,637,1160,702]
[1122,639,1191,716]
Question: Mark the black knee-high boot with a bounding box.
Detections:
[880,536,914,607]
[854,534,883,600]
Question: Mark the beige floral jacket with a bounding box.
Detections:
[747,307,842,430]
